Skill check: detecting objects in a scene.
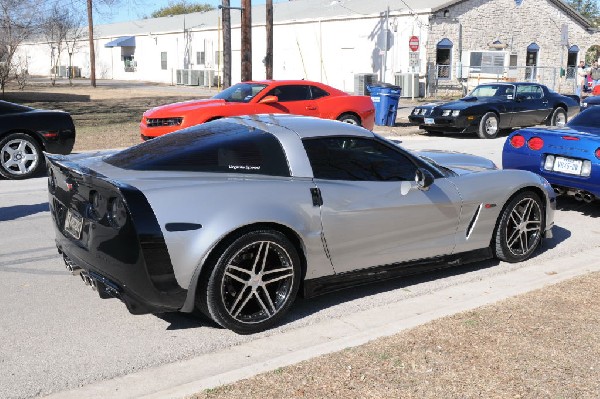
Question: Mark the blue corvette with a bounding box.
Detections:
[503,107,600,202]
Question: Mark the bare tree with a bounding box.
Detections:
[42,3,73,85]
[0,0,39,95]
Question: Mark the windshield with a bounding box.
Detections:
[468,85,515,98]
[212,83,268,103]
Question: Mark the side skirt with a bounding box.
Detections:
[302,248,493,298]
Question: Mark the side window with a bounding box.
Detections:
[266,85,311,102]
[310,85,329,100]
[303,137,418,181]
[516,84,543,99]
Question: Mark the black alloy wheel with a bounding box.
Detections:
[493,191,544,263]
[201,230,301,334]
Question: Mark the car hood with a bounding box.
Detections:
[416,149,497,175]
[143,99,228,116]
[419,96,509,111]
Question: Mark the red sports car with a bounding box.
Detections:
[140,80,375,139]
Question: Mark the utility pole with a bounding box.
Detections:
[241,0,252,81]
[266,0,273,79]
[221,0,231,88]
[86,0,96,87]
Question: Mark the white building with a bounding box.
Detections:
[18,0,600,95]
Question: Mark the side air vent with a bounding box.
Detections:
[466,204,482,239]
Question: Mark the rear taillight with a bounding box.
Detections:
[510,134,525,148]
[595,148,600,159]
[108,197,128,229]
[89,191,107,220]
[528,137,544,151]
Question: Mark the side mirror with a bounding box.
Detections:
[415,168,435,191]
[259,95,279,104]
[400,168,435,195]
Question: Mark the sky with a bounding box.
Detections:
[95,0,289,24]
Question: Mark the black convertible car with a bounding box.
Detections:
[409,82,580,139]
[0,100,75,179]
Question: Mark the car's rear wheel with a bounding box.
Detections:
[202,230,301,334]
[548,107,567,127]
[477,112,499,139]
[0,133,43,180]
[337,113,361,126]
[493,191,544,263]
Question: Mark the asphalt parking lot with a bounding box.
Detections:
[1,133,600,399]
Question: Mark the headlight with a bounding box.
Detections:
[108,197,128,229]
[412,108,420,115]
[452,110,460,116]
[442,110,451,116]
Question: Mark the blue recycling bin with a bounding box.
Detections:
[368,84,401,126]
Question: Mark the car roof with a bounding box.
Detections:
[229,114,374,139]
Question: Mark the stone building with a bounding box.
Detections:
[17,0,600,96]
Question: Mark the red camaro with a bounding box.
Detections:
[140,80,375,139]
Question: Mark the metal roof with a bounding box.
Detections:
[87,0,593,39]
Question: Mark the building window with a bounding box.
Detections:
[436,38,453,80]
[469,51,506,75]
[161,52,167,70]
[566,45,579,79]
[196,51,205,65]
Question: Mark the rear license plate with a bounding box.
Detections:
[553,156,582,175]
[64,210,83,239]
[424,117,435,125]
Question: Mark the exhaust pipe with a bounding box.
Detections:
[554,187,566,196]
[574,191,584,201]
[583,192,595,203]
[63,256,81,275]
[80,271,92,286]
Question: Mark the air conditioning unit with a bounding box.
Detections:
[204,69,215,87]
[354,73,378,95]
[394,73,421,98]
[187,70,202,86]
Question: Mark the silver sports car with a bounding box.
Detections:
[47,115,555,334]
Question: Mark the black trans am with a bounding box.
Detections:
[0,100,75,179]
[409,83,580,139]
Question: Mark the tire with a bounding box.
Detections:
[548,107,567,127]
[200,230,301,334]
[493,191,544,263]
[0,133,43,180]
[337,113,361,126]
[477,112,499,139]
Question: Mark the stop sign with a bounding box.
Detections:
[409,36,419,52]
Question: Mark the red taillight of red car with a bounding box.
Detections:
[510,134,525,148]
[527,137,544,151]
[595,148,600,159]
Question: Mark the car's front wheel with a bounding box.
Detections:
[477,112,499,139]
[0,133,43,180]
[548,107,567,127]
[201,230,301,334]
[337,113,361,126]
[493,191,544,263]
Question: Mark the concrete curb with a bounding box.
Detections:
[44,247,600,399]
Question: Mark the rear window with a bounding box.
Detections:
[106,121,290,176]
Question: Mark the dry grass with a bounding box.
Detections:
[193,272,600,399]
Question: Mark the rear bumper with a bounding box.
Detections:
[47,160,187,315]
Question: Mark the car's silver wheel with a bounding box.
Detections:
[550,107,567,127]
[494,191,544,263]
[337,113,361,126]
[0,133,42,180]
[477,112,499,139]
[202,230,300,334]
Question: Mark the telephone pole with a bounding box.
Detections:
[221,0,231,88]
[241,0,252,81]
[266,0,273,79]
